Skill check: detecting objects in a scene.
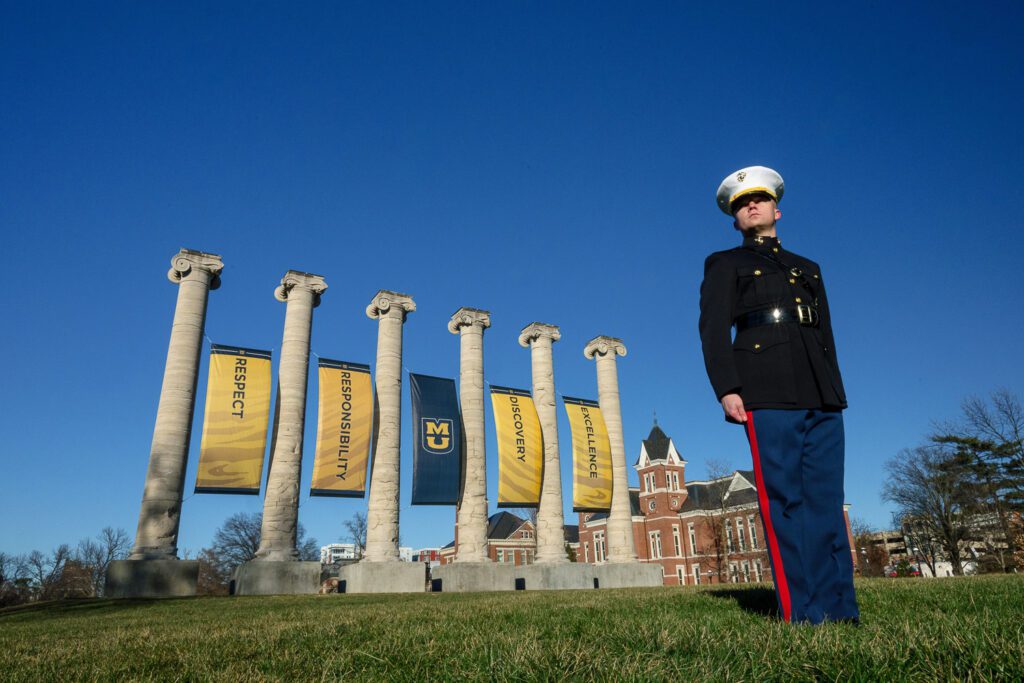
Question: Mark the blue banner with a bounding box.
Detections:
[409,373,463,505]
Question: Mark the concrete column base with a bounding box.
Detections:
[593,562,664,588]
[430,563,517,592]
[104,559,199,598]
[336,561,428,594]
[514,563,598,591]
[509,563,664,591]
[232,561,321,596]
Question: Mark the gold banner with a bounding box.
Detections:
[490,386,543,507]
[563,396,612,512]
[195,345,272,494]
[310,359,373,497]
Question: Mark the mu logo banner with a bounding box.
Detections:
[422,418,454,454]
[409,373,462,505]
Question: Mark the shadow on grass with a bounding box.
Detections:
[706,587,779,618]
[0,598,161,619]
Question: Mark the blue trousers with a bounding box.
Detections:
[744,409,859,624]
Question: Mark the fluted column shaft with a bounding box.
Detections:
[131,249,223,560]
[586,337,637,562]
[364,290,416,562]
[520,323,567,564]
[449,308,490,562]
[256,272,326,561]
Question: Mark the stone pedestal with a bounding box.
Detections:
[232,561,321,596]
[336,561,427,594]
[584,336,639,563]
[593,562,664,588]
[105,559,200,599]
[448,308,491,563]
[430,562,664,593]
[430,563,516,592]
[518,323,568,565]
[513,563,662,591]
[513,563,597,590]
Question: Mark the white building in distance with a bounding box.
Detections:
[320,543,360,564]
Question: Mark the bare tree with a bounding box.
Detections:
[510,508,538,526]
[849,516,873,540]
[343,511,368,555]
[0,552,14,585]
[932,389,1024,571]
[75,527,130,597]
[700,458,734,583]
[962,389,1024,464]
[2,528,129,604]
[882,446,972,576]
[207,512,318,580]
[211,512,263,570]
[849,517,886,577]
[941,390,1024,507]
[897,513,943,577]
[22,545,75,600]
[933,435,1017,572]
[0,552,29,607]
[195,548,230,596]
[298,529,320,562]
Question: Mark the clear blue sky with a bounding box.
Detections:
[3,2,1022,556]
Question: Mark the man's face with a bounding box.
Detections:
[731,192,780,232]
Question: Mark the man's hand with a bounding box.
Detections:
[721,393,747,423]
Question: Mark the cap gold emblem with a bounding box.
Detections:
[737,171,747,181]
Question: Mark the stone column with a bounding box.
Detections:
[448,307,491,563]
[584,336,638,563]
[363,290,416,562]
[518,323,567,564]
[254,271,328,562]
[130,249,223,560]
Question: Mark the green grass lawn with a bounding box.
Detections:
[2,575,1022,681]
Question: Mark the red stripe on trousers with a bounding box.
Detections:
[745,411,792,623]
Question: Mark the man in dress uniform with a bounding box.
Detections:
[698,165,859,624]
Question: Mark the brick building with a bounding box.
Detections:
[440,512,538,565]
[411,548,442,566]
[439,512,578,565]
[578,423,856,586]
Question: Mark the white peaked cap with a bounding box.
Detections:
[716,166,785,215]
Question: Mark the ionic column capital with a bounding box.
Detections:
[448,307,491,334]
[274,270,328,306]
[167,249,224,288]
[518,322,561,348]
[584,335,627,360]
[366,289,416,320]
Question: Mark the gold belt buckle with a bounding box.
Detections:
[796,304,816,325]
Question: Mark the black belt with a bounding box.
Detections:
[735,305,819,333]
